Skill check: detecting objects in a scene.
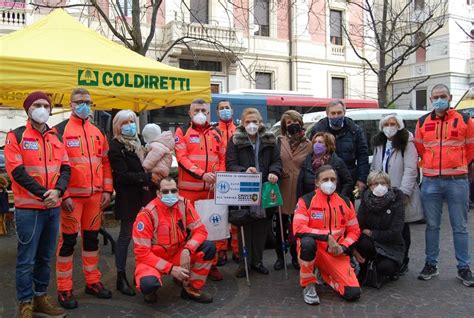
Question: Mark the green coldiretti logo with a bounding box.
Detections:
[78,69,99,86]
[77,69,191,91]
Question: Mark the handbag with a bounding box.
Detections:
[359,260,385,289]
[261,182,283,209]
[228,206,255,226]
[194,199,229,241]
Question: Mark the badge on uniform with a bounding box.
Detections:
[22,138,38,150]
[311,211,324,220]
[136,221,145,232]
[189,134,200,144]
[66,137,80,148]
[175,136,180,144]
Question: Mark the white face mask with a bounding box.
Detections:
[245,123,259,135]
[383,126,398,139]
[30,107,50,124]
[372,184,388,197]
[320,181,336,195]
[192,112,207,126]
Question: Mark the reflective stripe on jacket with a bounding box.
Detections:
[415,109,474,177]
[132,197,208,274]
[175,123,225,191]
[54,116,113,198]
[5,121,70,209]
[293,189,360,248]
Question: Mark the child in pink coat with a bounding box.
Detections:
[141,124,174,178]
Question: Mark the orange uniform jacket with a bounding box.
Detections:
[217,120,237,150]
[5,122,71,209]
[133,197,208,274]
[415,109,474,177]
[54,116,113,198]
[174,123,225,192]
[293,189,360,249]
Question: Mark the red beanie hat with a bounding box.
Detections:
[23,91,51,112]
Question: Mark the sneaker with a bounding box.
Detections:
[85,282,112,299]
[418,263,439,281]
[18,302,33,318]
[303,283,320,305]
[217,251,228,267]
[181,287,213,303]
[58,290,78,309]
[209,266,223,281]
[457,268,474,287]
[32,294,66,317]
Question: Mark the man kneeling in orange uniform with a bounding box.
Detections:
[132,177,215,303]
[293,165,361,305]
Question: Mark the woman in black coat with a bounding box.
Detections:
[297,132,353,198]
[108,110,156,296]
[353,170,405,287]
[226,108,282,277]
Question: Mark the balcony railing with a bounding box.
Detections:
[163,21,246,52]
[331,45,345,56]
[1,8,25,26]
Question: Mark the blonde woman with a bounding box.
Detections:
[108,110,158,296]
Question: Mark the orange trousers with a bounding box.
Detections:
[297,238,360,299]
[56,192,102,291]
[135,245,213,290]
[180,190,227,262]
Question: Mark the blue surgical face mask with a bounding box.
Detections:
[121,123,137,137]
[432,98,449,111]
[219,109,232,121]
[160,193,178,207]
[74,103,91,119]
[329,116,344,129]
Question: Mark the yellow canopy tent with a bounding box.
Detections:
[0,9,210,112]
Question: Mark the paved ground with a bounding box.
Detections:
[0,208,473,318]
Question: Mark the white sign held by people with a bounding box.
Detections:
[214,172,262,206]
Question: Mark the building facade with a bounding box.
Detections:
[391,0,474,110]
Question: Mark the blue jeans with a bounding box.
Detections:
[15,208,60,302]
[421,177,470,270]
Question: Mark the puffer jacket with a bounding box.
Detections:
[142,131,174,177]
[309,117,369,184]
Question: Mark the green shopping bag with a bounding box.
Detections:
[261,182,283,209]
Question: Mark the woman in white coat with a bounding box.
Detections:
[370,113,423,274]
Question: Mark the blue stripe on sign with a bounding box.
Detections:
[240,187,260,192]
[240,182,260,186]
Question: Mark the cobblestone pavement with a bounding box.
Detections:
[0,208,473,318]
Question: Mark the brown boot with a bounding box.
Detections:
[18,302,33,318]
[32,294,66,317]
[0,214,6,236]
[181,286,213,303]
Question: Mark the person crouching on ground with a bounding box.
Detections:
[132,177,216,303]
[141,123,174,179]
[352,170,405,288]
[293,165,361,305]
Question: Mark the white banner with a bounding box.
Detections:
[214,172,262,206]
[194,199,229,241]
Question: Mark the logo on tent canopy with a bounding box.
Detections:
[78,69,99,87]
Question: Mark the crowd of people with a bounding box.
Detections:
[2,83,473,317]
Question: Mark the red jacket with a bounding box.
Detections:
[175,123,225,192]
[132,197,208,274]
[54,115,113,198]
[415,109,474,177]
[5,122,71,209]
[293,189,360,249]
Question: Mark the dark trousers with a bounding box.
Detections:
[115,218,134,272]
[356,235,398,277]
[238,217,271,267]
[402,223,411,262]
[274,214,297,261]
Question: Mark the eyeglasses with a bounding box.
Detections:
[72,100,93,106]
[161,189,178,194]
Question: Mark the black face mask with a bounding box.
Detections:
[287,123,302,135]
